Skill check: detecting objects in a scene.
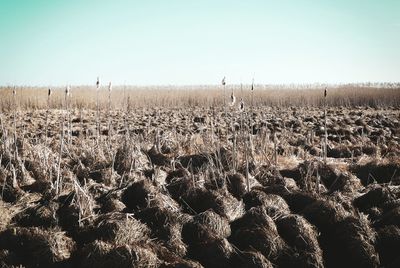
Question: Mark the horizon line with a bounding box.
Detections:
[1,81,400,88]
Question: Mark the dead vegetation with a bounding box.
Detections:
[0,85,399,267]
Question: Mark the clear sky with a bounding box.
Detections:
[0,0,399,86]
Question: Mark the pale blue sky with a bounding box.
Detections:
[0,0,399,86]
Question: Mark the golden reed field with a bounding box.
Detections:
[0,84,400,268]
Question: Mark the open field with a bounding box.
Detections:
[1,83,400,110]
[1,85,400,267]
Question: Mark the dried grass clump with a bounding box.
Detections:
[325,192,356,216]
[229,223,287,262]
[0,249,19,267]
[331,215,380,268]
[24,159,48,182]
[230,206,275,233]
[121,179,161,210]
[213,147,234,171]
[352,159,400,185]
[156,241,204,267]
[107,244,160,268]
[377,225,400,267]
[147,146,172,167]
[13,201,58,228]
[0,175,23,203]
[88,168,115,185]
[282,190,319,214]
[328,172,363,194]
[99,195,126,213]
[226,173,246,199]
[0,201,12,232]
[353,185,400,213]
[375,207,400,228]
[166,176,195,202]
[176,185,243,220]
[243,190,290,219]
[136,206,187,256]
[182,209,231,245]
[242,189,269,210]
[0,227,75,267]
[276,214,324,268]
[56,194,80,234]
[165,167,191,184]
[161,259,203,268]
[230,208,287,261]
[204,190,245,221]
[229,250,273,268]
[79,240,160,268]
[254,166,284,187]
[95,213,150,245]
[178,154,210,173]
[113,144,134,175]
[301,199,349,233]
[187,238,233,268]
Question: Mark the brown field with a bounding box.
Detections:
[0,85,400,268]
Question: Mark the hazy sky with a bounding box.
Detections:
[0,0,399,86]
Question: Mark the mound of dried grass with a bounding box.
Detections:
[230,208,287,261]
[182,210,231,245]
[276,214,324,268]
[121,179,161,210]
[161,259,204,268]
[187,238,233,268]
[283,190,319,214]
[301,199,349,233]
[147,146,171,167]
[375,207,400,228]
[226,173,247,199]
[0,175,23,203]
[229,224,287,262]
[229,250,273,268]
[166,176,195,202]
[331,215,380,268]
[0,249,19,267]
[352,159,400,185]
[242,190,290,219]
[24,159,47,182]
[13,201,58,228]
[377,225,400,267]
[99,196,126,213]
[178,154,211,173]
[328,172,363,194]
[177,186,244,220]
[113,143,134,175]
[0,201,12,232]
[213,147,234,172]
[136,206,187,256]
[94,212,150,245]
[78,240,160,268]
[254,166,284,187]
[188,239,234,267]
[230,206,275,233]
[353,185,400,213]
[0,227,75,267]
[165,167,191,184]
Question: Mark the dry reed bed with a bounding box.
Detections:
[0,95,400,267]
[1,84,400,110]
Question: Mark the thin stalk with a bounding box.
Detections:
[274,131,278,166]
[324,87,327,165]
[245,133,250,192]
[96,85,100,141]
[12,87,17,160]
